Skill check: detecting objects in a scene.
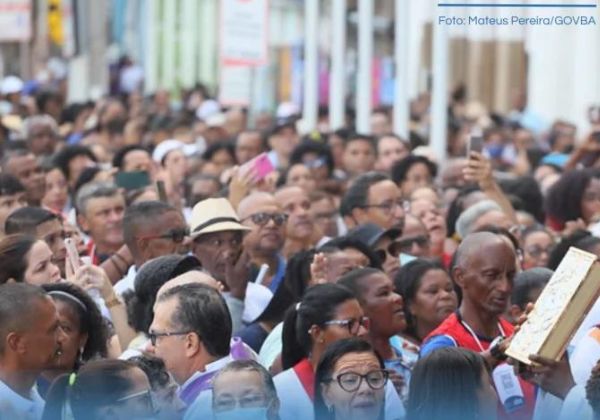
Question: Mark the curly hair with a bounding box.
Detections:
[43,282,109,361]
[587,359,600,418]
[545,169,600,225]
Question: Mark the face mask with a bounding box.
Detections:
[213,407,269,420]
[400,253,417,266]
[486,144,504,159]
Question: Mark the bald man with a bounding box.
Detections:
[420,231,535,418]
[238,192,287,292]
[158,271,222,298]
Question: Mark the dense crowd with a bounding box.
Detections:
[1,73,600,420]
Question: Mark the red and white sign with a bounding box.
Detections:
[219,0,269,66]
[0,0,32,42]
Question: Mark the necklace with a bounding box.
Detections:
[457,310,506,352]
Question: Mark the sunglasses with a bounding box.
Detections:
[375,236,430,262]
[138,228,189,243]
[242,212,288,226]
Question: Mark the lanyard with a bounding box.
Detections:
[459,318,506,352]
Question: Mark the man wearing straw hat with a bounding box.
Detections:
[189,197,256,333]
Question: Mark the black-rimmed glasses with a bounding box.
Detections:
[360,199,408,215]
[326,369,389,392]
[148,330,191,346]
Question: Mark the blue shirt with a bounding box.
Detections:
[419,335,457,357]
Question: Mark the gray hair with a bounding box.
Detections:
[212,359,278,402]
[75,182,121,216]
[455,199,502,239]
[22,114,58,139]
[157,283,232,358]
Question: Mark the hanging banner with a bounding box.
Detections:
[219,63,252,106]
[0,0,32,42]
[219,0,269,66]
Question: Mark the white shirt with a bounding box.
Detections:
[258,322,283,369]
[0,379,44,420]
[534,304,600,420]
[274,366,405,420]
[559,384,594,420]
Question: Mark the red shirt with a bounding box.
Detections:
[425,312,536,420]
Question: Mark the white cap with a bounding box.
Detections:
[1,76,24,95]
[276,101,300,119]
[205,112,226,128]
[152,139,186,163]
[195,99,221,121]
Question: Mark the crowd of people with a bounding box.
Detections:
[1,73,600,420]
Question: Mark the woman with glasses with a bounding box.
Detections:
[338,268,411,400]
[314,338,393,420]
[274,283,370,420]
[130,354,186,419]
[392,260,458,364]
[43,359,156,420]
[289,140,337,187]
[521,226,556,269]
[406,347,497,420]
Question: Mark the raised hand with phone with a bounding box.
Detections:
[228,152,276,209]
[463,129,518,225]
[64,237,136,349]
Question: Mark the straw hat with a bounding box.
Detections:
[189,198,251,239]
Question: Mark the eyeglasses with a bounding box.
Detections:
[213,394,270,412]
[305,157,327,169]
[583,192,600,202]
[360,199,407,215]
[374,241,403,262]
[313,210,338,221]
[138,228,189,243]
[508,225,525,236]
[526,245,554,258]
[327,369,389,392]
[242,212,288,226]
[392,235,430,254]
[148,330,191,346]
[116,389,156,414]
[322,316,370,334]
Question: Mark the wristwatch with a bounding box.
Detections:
[489,336,507,361]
